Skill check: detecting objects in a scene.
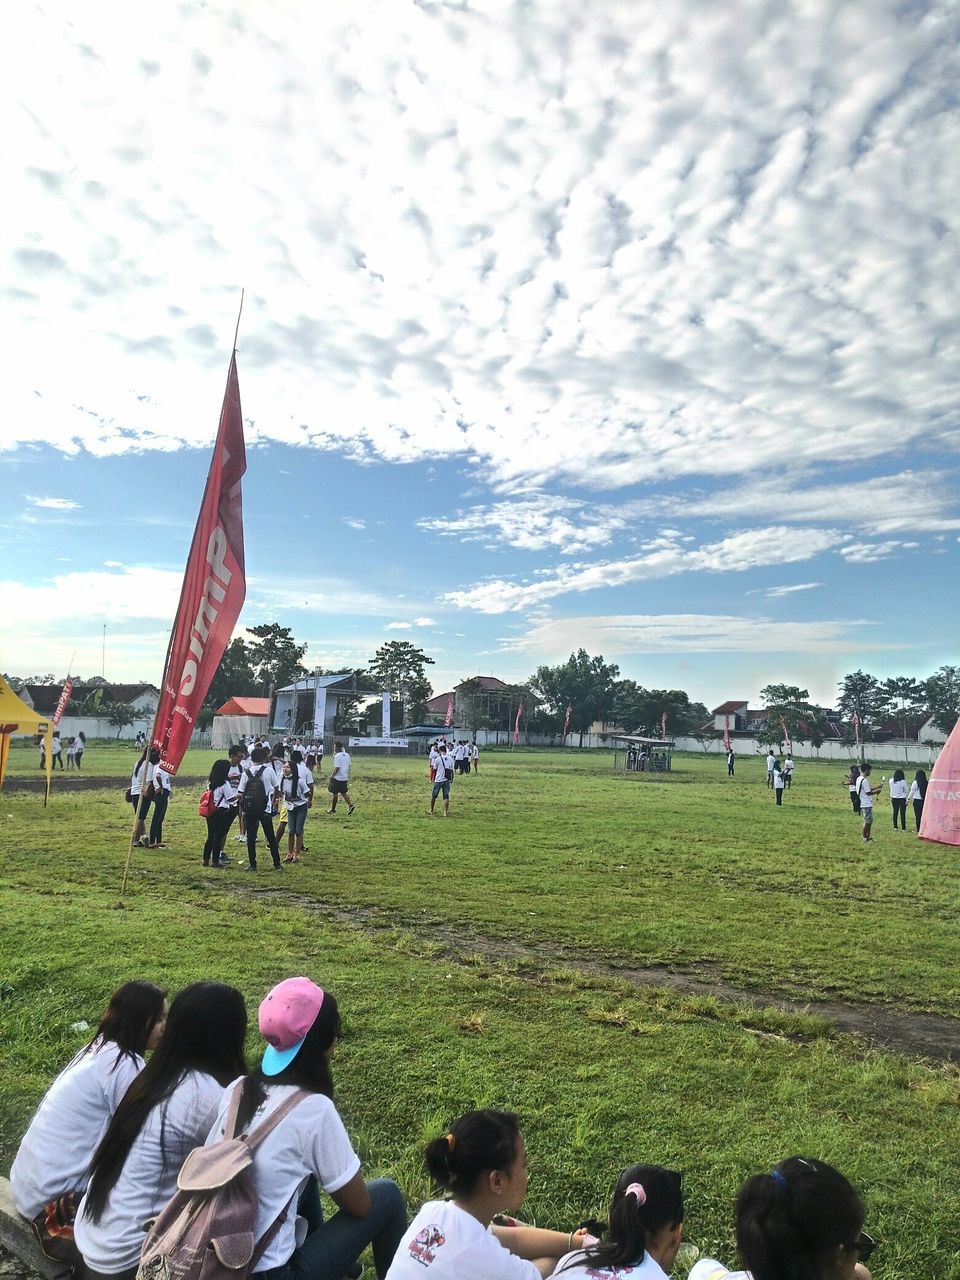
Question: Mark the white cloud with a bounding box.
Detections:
[419,495,623,555]
[498,613,897,657]
[26,496,81,511]
[386,621,412,630]
[343,517,366,530]
[412,617,436,627]
[443,527,843,613]
[2,0,957,510]
[839,540,915,563]
[752,582,823,599]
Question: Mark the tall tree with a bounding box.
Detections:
[530,649,620,747]
[247,624,308,694]
[836,669,883,760]
[923,665,960,737]
[878,676,924,743]
[760,683,815,744]
[367,641,435,724]
[204,636,259,709]
[455,677,494,738]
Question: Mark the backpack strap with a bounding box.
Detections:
[241,1087,310,1151]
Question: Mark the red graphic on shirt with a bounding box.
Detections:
[585,1268,627,1279]
[407,1225,446,1267]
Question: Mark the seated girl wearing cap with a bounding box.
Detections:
[208,976,407,1280]
[74,982,248,1280]
[688,1156,874,1280]
[554,1163,685,1279]
[386,1109,586,1280]
[11,981,168,1269]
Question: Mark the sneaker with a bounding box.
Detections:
[137,836,150,847]
[272,864,285,872]
[234,834,245,842]
[243,865,258,872]
[347,804,356,815]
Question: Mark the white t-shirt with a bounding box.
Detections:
[130,760,154,797]
[554,1245,670,1279]
[282,765,314,808]
[773,770,785,790]
[332,751,351,781]
[386,1200,541,1280]
[214,780,238,810]
[907,780,923,801]
[472,745,479,759]
[783,758,794,774]
[52,737,62,756]
[75,1070,224,1274]
[238,764,282,803]
[889,779,908,799]
[207,1082,361,1273]
[153,766,172,795]
[11,1039,144,1219]
[432,752,455,783]
[857,776,874,809]
[765,754,776,771]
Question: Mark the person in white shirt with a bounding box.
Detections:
[238,747,284,871]
[74,731,86,771]
[281,749,314,863]
[11,980,167,1262]
[773,762,786,806]
[472,742,479,773]
[907,769,927,831]
[765,751,776,788]
[327,742,355,814]
[203,758,238,868]
[430,745,456,817]
[211,977,406,1280]
[128,748,155,848]
[51,730,64,771]
[552,1162,685,1280]
[888,769,908,830]
[74,982,247,1280]
[856,765,882,842]
[688,1156,874,1280]
[782,754,795,788]
[66,737,76,769]
[147,754,172,849]
[387,1109,579,1280]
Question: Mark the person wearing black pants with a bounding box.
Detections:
[889,769,908,830]
[148,761,172,848]
[908,769,927,832]
[202,760,236,867]
[237,750,283,871]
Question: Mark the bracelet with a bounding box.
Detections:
[568,1232,573,1251]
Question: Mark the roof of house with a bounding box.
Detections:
[276,674,361,693]
[20,682,158,713]
[216,697,271,716]
[425,691,454,713]
[456,675,509,692]
[712,700,749,714]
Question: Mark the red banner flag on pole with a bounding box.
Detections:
[444,695,454,727]
[660,710,668,739]
[562,703,572,741]
[779,715,793,754]
[152,353,247,775]
[52,677,73,727]
[514,701,524,744]
[919,719,960,846]
[723,714,731,753]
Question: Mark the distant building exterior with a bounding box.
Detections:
[425,676,514,728]
[212,696,271,749]
[19,682,159,717]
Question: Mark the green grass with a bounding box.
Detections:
[2,744,959,1278]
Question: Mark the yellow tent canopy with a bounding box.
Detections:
[0,675,53,800]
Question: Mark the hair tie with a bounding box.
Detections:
[446,1133,456,1153]
[770,1169,788,1190]
[625,1182,647,1205]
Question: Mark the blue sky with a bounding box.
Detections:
[2,0,958,709]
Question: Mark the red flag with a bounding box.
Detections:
[514,701,524,744]
[779,715,793,754]
[562,703,572,740]
[919,719,960,845]
[152,354,246,774]
[852,712,862,745]
[660,710,667,739]
[723,714,731,753]
[444,695,454,727]
[52,677,73,727]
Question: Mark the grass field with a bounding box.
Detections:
[2,741,959,1278]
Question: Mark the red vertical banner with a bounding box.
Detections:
[660,710,667,739]
[514,701,524,744]
[444,695,454,727]
[562,703,572,741]
[919,720,960,846]
[52,677,73,726]
[152,353,247,774]
[853,712,862,748]
[723,714,731,753]
[779,715,793,754]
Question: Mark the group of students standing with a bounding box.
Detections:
[38,731,86,771]
[764,752,795,804]
[11,976,876,1280]
[844,764,927,841]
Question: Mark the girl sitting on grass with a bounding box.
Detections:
[387,1109,583,1280]
[689,1156,874,1280]
[555,1163,685,1279]
[74,982,247,1280]
[11,982,168,1271]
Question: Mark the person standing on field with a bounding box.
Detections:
[726,747,735,776]
[238,747,283,872]
[844,763,861,814]
[856,764,882,842]
[148,755,172,849]
[783,753,795,788]
[773,761,786,806]
[888,769,908,830]
[765,749,776,788]
[430,742,455,817]
[327,742,355,814]
[472,741,479,773]
[907,769,927,831]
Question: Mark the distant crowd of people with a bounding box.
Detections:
[843,763,927,841]
[37,730,86,771]
[11,977,876,1280]
[427,738,478,816]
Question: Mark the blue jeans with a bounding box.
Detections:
[257,1178,406,1280]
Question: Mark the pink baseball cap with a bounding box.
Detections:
[258,977,324,1076]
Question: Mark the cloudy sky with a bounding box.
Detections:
[2,0,958,708]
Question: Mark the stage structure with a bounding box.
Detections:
[272,673,393,746]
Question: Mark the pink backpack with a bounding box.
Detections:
[137,1084,308,1280]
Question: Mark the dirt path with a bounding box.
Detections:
[234,885,960,1064]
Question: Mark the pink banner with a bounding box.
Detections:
[562,703,572,740]
[919,718,960,846]
[514,701,524,744]
[444,695,454,727]
[779,715,793,754]
[660,710,667,739]
[853,711,862,745]
[152,353,246,774]
[52,677,73,727]
[723,714,731,753]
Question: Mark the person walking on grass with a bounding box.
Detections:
[888,769,908,830]
[129,747,154,848]
[430,742,455,817]
[74,731,86,771]
[327,741,355,814]
[843,763,861,815]
[908,768,927,831]
[238,747,283,872]
[783,752,795,788]
[51,730,64,771]
[765,749,776,788]
[282,749,314,863]
[773,761,786,806]
[856,765,882,842]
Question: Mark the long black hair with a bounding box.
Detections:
[914,769,928,798]
[83,983,247,1223]
[72,980,167,1073]
[209,758,231,788]
[284,750,303,802]
[735,1156,865,1280]
[235,988,342,1131]
[561,1164,683,1272]
[424,1109,521,1196]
